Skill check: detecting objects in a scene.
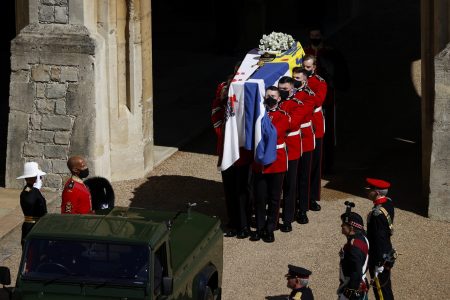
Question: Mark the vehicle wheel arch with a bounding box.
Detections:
[192,263,220,299]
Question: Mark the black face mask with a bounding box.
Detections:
[79,168,89,179]
[264,96,278,108]
[310,38,322,46]
[279,90,290,100]
[293,80,302,88]
[305,70,313,77]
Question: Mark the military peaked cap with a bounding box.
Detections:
[285,265,312,278]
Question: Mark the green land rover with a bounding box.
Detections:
[1,206,223,300]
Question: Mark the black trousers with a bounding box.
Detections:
[370,268,394,300]
[21,222,35,249]
[310,138,323,202]
[297,151,313,212]
[282,159,299,224]
[221,164,250,230]
[253,172,284,233]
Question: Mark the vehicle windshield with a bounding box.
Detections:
[21,238,150,286]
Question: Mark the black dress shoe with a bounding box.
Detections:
[223,229,237,237]
[310,201,321,211]
[236,227,250,239]
[280,223,292,233]
[297,211,309,224]
[249,230,261,241]
[262,231,275,243]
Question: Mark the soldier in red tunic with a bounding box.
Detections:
[250,88,290,243]
[293,60,327,210]
[293,70,320,224]
[304,27,350,174]
[276,78,303,232]
[212,78,253,239]
[61,156,93,214]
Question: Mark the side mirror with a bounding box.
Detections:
[0,267,11,286]
[161,276,173,296]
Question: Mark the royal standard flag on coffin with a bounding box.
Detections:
[221,42,305,171]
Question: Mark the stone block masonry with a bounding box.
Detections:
[39,0,69,24]
[13,62,79,190]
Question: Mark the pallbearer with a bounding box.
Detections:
[276,79,303,232]
[293,58,327,209]
[250,87,290,243]
[293,70,319,224]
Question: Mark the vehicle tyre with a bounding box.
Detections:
[202,286,214,300]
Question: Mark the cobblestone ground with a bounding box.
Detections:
[2,150,449,299]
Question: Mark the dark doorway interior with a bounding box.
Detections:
[0,1,16,186]
[151,0,423,214]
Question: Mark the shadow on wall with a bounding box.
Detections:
[129,175,227,222]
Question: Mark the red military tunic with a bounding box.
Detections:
[61,176,92,214]
[211,81,228,166]
[253,108,290,174]
[308,74,327,138]
[211,81,253,168]
[279,96,303,161]
[294,86,316,153]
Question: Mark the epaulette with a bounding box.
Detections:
[293,291,302,300]
[371,205,382,217]
[304,86,316,96]
[290,97,304,105]
[67,180,74,190]
[315,74,325,82]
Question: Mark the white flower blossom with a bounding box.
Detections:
[258,32,295,52]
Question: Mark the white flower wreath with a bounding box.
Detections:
[259,32,295,53]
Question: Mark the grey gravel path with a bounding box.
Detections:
[2,151,449,300]
[113,151,450,300]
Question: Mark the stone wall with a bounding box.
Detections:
[7,24,97,189]
[429,45,450,221]
[38,0,69,24]
[7,0,154,189]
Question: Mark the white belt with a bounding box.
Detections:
[300,121,311,128]
[314,106,322,113]
[287,129,300,137]
[276,143,286,149]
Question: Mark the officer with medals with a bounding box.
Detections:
[61,156,93,214]
[338,202,369,300]
[285,264,314,300]
[16,162,47,248]
[366,178,396,300]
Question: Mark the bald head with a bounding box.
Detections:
[67,156,88,177]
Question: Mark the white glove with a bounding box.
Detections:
[375,265,384,275]
[338,294,349,300]
[33,176,43,190]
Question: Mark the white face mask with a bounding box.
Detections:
[33,176,43,190]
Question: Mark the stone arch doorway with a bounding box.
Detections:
[0,1,16,186]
